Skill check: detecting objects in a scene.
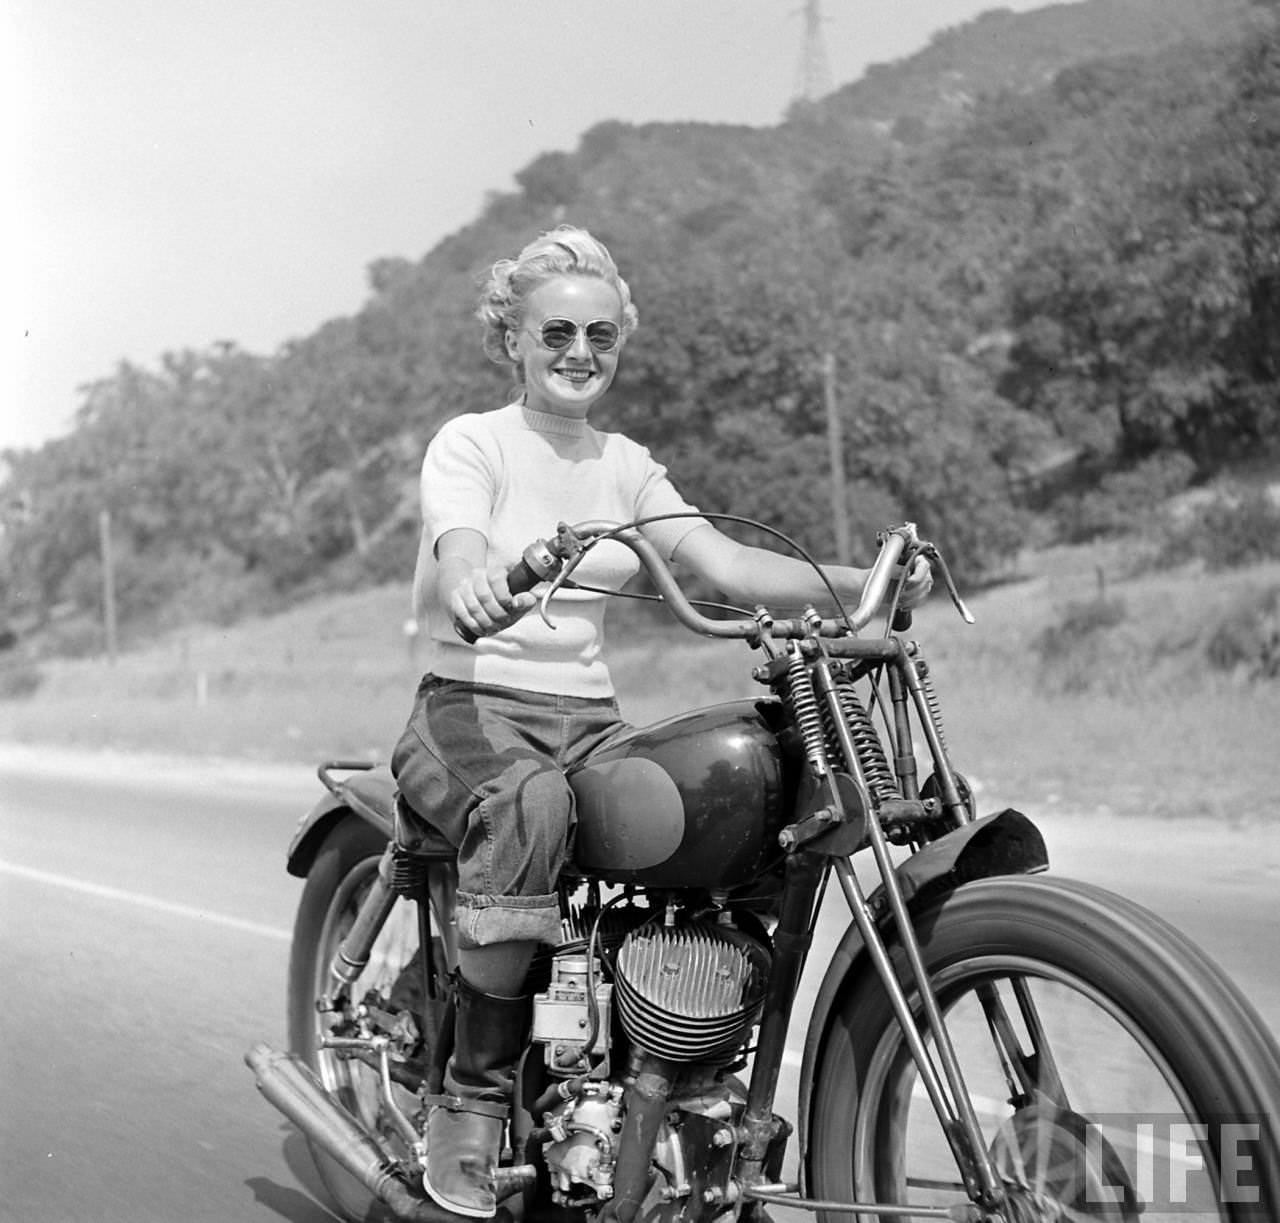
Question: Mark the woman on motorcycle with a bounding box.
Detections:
[391,224,929,1218]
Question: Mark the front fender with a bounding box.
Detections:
[795,808,1047,1166]
[286,766,398,878]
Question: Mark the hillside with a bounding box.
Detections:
[821,0,1256,126]
[2,0,1276,660]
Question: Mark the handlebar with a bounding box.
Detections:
[455,519,972,647]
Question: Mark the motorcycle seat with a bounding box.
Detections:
[336,766,456,860]
[334,764,398,823]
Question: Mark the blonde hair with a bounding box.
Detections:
[476,225,639,367]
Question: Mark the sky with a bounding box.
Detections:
[4,0,1053,455]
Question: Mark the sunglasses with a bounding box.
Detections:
[530,317,622,353]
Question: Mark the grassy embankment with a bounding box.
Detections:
[3,542,1277,823]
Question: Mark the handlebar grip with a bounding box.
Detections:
[889,547,923,633]
[454,556,544,645]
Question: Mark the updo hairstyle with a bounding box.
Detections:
[477,225,640,368]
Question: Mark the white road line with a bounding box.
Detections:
[0,859,291,942]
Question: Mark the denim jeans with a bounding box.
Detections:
[391,676,626,949]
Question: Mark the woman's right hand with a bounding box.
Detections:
[448,564,537,640]
[432,528,538,642]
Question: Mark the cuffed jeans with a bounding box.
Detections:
[391,676,626,949]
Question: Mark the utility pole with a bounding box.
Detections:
[99,509,118,663]
[823,352,852,565]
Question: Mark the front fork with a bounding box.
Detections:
[767,648,1010,1216]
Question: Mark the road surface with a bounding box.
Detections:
[1,746,1276,1222]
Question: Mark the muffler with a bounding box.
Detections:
[245,1042,532,1223]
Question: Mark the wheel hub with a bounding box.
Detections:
[989,1101,1142,1223]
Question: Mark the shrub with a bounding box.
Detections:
[1060,453,1197,541]
[0,657,43,700]
[1033,593,1129,693]
[1205,586,1280,680]
[1157,488,1280,571]
[41,615,109,660]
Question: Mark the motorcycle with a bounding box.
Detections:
[247,517,1280,1223]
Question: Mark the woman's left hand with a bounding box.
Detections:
[899,556,934,610]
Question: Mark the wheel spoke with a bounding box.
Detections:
[905,1175,968,1193]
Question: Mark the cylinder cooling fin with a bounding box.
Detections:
[613,922,769,1063]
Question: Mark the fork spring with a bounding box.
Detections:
[918,662,948,753]
[786,647,830,772]
[826,679,900,803]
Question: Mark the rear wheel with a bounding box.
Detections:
[287,816,448,1222]
[809,875,1280,1222]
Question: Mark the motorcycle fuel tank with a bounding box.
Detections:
[568,699,798,888]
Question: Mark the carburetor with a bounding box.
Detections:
[531,948,613,1075]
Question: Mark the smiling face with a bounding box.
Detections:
[506,275,625,419]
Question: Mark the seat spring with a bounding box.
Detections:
[826,679,900,803]
[388,845,430,896]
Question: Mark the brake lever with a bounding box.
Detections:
[537,541,590,630]
[886,540,975,633]
[927,544,975,624]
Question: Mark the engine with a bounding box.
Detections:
[613,921,768,1063]
[529,908,772,1219]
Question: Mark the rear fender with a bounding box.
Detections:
[286,767,398,878]
[795,808,1048,1165]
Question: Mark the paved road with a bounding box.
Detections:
[0,753,329,1223]
[1,749,1276,1223]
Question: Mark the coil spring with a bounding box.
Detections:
[387,844,431,896]
[786,647,830,772]
[917,661,948,753]
[825,678,900,803]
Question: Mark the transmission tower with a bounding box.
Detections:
[793,0,834,105]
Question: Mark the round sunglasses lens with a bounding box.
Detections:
[539,322,576,350]
[586,323,619,351]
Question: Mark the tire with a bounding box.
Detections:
[809,875,1280,1222]
[287,815,447,1223]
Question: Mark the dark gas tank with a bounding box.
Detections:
[568,699,798,888]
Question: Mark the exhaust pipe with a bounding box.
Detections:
[245,1043,531,1223]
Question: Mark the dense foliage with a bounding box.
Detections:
[3,0,1278,650]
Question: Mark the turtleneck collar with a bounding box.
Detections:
[518,402,591,437]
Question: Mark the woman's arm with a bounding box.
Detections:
[671,523,930,613]
[409,527,437,623]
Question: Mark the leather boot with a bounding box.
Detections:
[423,975,532,1218]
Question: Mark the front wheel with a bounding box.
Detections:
[809,875,1280,1222]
